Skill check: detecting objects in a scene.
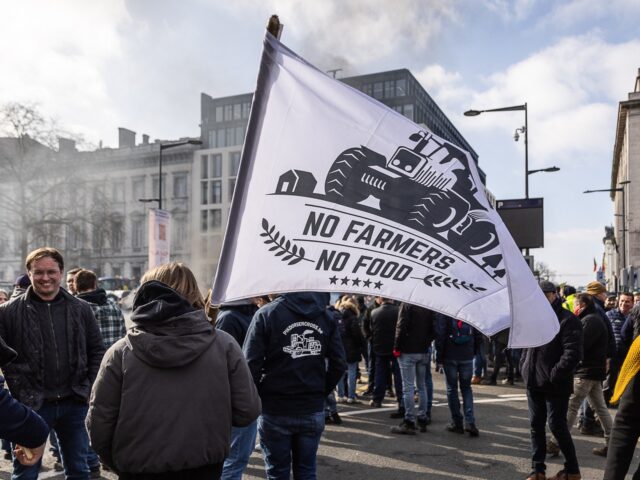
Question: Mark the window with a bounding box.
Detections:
[208,130,216,147]
[233,103,241,120]
[201,155,208,179]
[242,102,251,119]
[215,106,223,122]
[373,82,383,99]
[228,178,236,201]
[209,209,222,230]
[384,80,395,98]
[230,152,241,176]
[173,173,188,198]
[403,104,414,121]
[201,210,208,232]
[132,218,144,250]
[235,126,245,145]
[217,129,226,148]
[111,222,123,251]
[396,78,407,96]
[224,105,233,121]
[112,181,125,202]
[201,181,208,205]
[226,127,234,146]
[210,180,222,204]
[362,83,372,96]
[212,154,222,177]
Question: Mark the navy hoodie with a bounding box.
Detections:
[243,292,346,415]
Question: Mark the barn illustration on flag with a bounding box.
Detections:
[211,32,559,348]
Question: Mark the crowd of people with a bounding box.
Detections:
[1,247,640,479]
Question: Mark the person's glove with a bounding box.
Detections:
[392,349,401,358]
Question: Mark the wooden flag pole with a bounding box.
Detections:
[267,14,283,39]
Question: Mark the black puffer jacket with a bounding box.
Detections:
[370,302,399,356]
[0,286,105,409]
[575,304,608,381]
[339,305,365,363]
[521,296,583,396]
[394,303,435,353]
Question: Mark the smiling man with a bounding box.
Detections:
[0,247,105,480]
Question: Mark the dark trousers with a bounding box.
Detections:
[373,355,403,407]
[490,340,513,382]
[604,357,623,405]
[366,342,376,391]
[527,390,580,475]
[604,373,640,480]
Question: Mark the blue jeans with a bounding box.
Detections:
[221,420,258,480]
[443,359,475,426]
[337,363,358,399]
[398,353,429,423]
[13,399,90,480]
[473,341,486,377]
[424,348,433,414]
[373,355,403,406]
[527,390,579,475]
[258,412,325,480]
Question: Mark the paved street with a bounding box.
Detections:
[1,373,637,479]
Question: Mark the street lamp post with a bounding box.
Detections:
[157,139,203,210]
[584,185,628,275]
[464,103,530,197]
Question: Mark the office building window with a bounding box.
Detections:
[215,106,223,122]
[201,181,208,205]
[373,82,383,99]
[230,151,241,176]
[201,155,208,179]
[228,178,236,202]
[210,180,222,204]
[201,210,208,232]
[209,209,222,230]
[233,103,241,120]
[385,80,395,98]
[396,78,407,96]
[212,154,222,177]
[224,104,233,121]
[242,102,251,119]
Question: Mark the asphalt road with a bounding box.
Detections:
[1,374,637,479]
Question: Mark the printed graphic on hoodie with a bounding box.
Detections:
[283,329,322,359]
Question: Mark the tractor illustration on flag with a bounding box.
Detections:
[324,131,500,259]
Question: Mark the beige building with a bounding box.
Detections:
[609,68,640,291]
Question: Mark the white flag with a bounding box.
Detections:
[212,33,559,348]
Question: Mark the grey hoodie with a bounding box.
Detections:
[86,281,261,474]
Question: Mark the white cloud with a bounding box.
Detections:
[0,0,130,142]
[457,33,640,167]
[484,0,536,22]
[222,0,460,68]
[541,0,640,29]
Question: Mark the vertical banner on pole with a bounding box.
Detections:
[148,208,171,269]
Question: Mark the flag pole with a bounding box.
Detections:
[267,15,283,39]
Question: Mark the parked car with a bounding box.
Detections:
[97,276,137,306]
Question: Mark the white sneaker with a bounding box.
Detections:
[337,396,347,403]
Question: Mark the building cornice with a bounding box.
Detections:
[611,97,640,198]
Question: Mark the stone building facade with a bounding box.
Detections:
[608,69,640,291]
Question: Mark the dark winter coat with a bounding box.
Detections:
[575,304,609,381]
[0,338,49,448]
[594,296,617,359]
[434,314,483,364]
[86,281,261,474]
[0,286,105,410]
[243,292,346,416]
[370,302,400,356]
[339,306,365,363]
[394,303,436,354]
[215,303,258,346]
[520,296,583,396]
[621,304,640,353]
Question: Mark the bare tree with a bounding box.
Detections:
[0,102,101,263]
[534,261,556,281]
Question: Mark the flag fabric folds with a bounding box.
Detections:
[211,32,559,348]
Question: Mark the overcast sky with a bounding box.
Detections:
[2,0,639,287]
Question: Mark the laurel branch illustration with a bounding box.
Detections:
[260,218,312,265]
[419,274,486,292]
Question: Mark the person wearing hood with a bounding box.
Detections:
[215,299,259,480]
[244,291,346,480]
[548,293,613,457]
[86,262,261,479]
[75,269,127,349]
